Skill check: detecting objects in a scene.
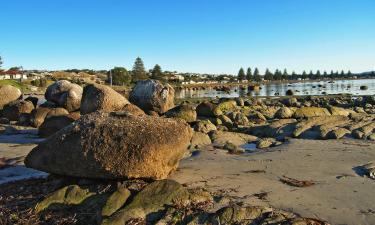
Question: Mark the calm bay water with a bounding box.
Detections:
[175,79,375,99]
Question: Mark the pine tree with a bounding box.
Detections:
[0,56,3,70]
[264,68,273,80]
[246,67,253,81]
[274,69,282,80]
[347,70,352,76]
[132,57,148,82]
[253,67,261,82]
[316,70,321,79]
[340,70,345,76]
[282,69,288,80]
[330,70,334,79]
[151,64,164,80]
[302,71,307,79]
[238,68,246,81]
[308,70,314,79]
[323,71,328,77]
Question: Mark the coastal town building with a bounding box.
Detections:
[0,70,27,80]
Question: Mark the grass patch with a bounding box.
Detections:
[0,80,24,90]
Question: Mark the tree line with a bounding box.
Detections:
[109,57,167,86]
[237,67,374,82]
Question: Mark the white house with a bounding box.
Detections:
[0,70,27,80]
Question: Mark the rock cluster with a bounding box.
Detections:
[29,178,328,225]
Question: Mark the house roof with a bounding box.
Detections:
[0,70,21,75]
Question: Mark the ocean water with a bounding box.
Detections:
[175,79,375,99]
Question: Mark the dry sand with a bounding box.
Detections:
[1,130,374,225]
[171,139,375,225]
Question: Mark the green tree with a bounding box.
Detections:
[274,69,282,80]
[330,70,334,79]
[150,64,164,80]
[264,68,273,80]
[347,70,352,76]
[253,67,261,82]
[316,70,321,80]
[0,56,3,70]
[132,57,148,82]
[340,70,345,76]
[302,70,308,79]
[238,68,246,81]
[291,71,297,80]
[246,67,252,81]
[282,69,288,80]
[109,67,131,85]
[308,70,314,79]
[323,71,328,77]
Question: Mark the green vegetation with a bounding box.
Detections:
[132,57,148,82]
[239,65,362,82]
[0,80,24,89]
[246,68,252,81]
[31,78,48,87]
[150,64,164,80]
[237,68,245,81]
[109,67,132,86]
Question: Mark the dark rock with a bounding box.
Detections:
[2,100,34,121]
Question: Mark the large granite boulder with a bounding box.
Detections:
[80,84,130,115]
[129,79,175,114]
[25,111,193,180]
[2,100,34,121]
[0,85,22,110]
[45,80,83,112]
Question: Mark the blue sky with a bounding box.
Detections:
[1,0,374,74]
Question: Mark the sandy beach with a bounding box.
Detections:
[1,128,374,224]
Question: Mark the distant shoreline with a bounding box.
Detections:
[176,77,375,89]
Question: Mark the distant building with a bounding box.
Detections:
[0,70,27,80]
[168,74,185,82]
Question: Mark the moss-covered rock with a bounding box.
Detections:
[101,186,131,217]
[102,180,190,225]
[213,100,237,116]
[165,104,197,122]
[194,120,217,134]
[293,107,331,118]
[35,185,95,213]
